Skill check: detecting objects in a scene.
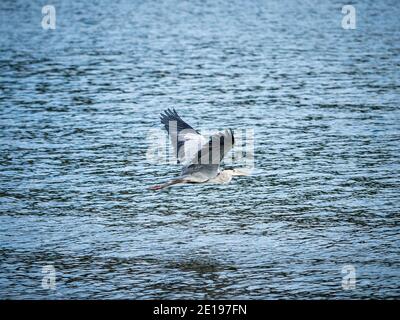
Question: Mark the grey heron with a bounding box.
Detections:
[149,109,249,190]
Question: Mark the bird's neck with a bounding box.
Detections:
[218,170,234,183]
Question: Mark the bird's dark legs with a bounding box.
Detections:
[149,184,164,190]
[149,179,184,190]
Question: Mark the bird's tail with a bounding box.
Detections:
[149,179,184,190]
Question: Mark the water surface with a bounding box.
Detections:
[0,0,399,299]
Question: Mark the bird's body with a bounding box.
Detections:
[149,109,249,190]
[209,169,236,184]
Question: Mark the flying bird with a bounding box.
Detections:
[149,108,249,190]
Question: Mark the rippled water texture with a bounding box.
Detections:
[1,0,399,299]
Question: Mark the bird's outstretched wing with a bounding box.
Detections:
[160,108,207,165]
[179,129,235,182]
[191,129,235,166]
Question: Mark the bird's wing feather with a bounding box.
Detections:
[191,128,235,166]
[179,129,234,182]
[160,108,207,165]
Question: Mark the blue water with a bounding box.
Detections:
[0,0,399,299]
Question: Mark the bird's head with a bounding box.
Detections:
[224,167,251,176]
